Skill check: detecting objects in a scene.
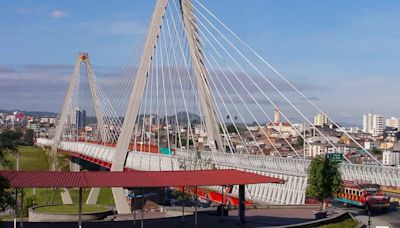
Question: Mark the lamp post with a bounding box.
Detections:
[16,152,20,171]
[367,206,371,228]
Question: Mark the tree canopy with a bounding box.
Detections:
[0,129,21,210]
[0,129,21,168]
[22,129,35,146]
[295,136,304,149]
[371,147,382,155]
[306,156,343,210]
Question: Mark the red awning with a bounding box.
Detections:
[0,169,284,188]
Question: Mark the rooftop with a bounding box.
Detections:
[0,169,284,188]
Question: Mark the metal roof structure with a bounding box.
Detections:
[0,169,284,188]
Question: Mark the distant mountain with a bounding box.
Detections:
[174,111,202,124]
[137,112,202,126]
[336,122,361,128]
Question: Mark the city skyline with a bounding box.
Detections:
[0,0,400,125]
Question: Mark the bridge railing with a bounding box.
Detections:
[56,141,307,205]
[39,139,400,188]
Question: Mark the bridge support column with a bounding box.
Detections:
[110,0,168,215]
[111,187,130,214]
[86,188,101,205]
[239,184,245,223]
[86,167,106,204]
[69,160,81,172]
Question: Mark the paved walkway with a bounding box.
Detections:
[355,215,393,228]
[111,207,318,228]
[0,207,333,228]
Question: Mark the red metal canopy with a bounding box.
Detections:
[0,169,284,188]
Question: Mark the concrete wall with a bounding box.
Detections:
[28,205,113,222]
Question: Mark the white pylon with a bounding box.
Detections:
[180,0,224,152]
[52,53,106,205]
[110,0,169,214]
[51,54,81,170]
[52,53,106,169]
[111,0,225,214]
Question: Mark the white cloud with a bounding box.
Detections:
[50,10,69,19]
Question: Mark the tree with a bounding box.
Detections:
[371,147,382,155]
[0,130,21,167]
[23,129,35,146]
[0,130,20,211]
[306,156,343,211]
[0,175,14,211]
[226,124,237,133]
[295,136,304,149]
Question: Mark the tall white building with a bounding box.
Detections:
[362,113,384,136]
[314,113,329,126]
[382,150,400,166]
[274,107,281,123]
[386,117,400,129]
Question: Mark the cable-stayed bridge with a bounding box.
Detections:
[36,0,400,214]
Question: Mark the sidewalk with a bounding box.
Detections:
[355,215,393,228]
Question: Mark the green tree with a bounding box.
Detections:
[23,129,35,146]
[371,147,382,155]
[0,130,21,167]
[0,130,20,210]
[226,124,237,133]
[306,156,342,210]
[177,137,193,148]
[295,136,304,149]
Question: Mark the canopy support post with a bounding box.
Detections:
[141,188,144,228]
[219,185,224,223]
[20,188,23,228]
[182,186,185,222]
[78,187,82,228]
[194,186,198,227]
[239,184,245,223]
[14,188,18,228]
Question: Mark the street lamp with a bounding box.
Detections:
[16,152,20,171]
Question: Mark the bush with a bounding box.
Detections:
[23,195,37,217]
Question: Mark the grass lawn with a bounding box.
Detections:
[6,146,50,171]
[34,204,110,214]
[69,188,115,207]
[318,218,358,228]
[2,146,115,209]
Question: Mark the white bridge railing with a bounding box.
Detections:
[36,139,400,205]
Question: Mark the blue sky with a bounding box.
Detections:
[0,0,399,125]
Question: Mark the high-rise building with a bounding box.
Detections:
[73,107,86,128]
[314,113,329,126]
[386,117,400,129]
[274,107,281,123]
[362,113,384,136]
